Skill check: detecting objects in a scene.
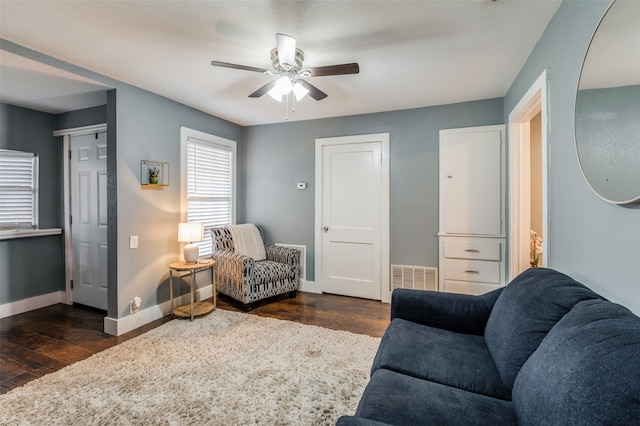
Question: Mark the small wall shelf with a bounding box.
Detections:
[141,160,169,186]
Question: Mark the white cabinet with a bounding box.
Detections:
[438,125,506,295]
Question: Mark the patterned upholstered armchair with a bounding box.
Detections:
[211,224,301,310]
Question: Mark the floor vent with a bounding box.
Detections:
[391,265,438,292]
[276,243,306,281]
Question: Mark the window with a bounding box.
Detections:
[181,127,236,257]
[0,149,38,229]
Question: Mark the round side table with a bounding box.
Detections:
[169,260,216,321]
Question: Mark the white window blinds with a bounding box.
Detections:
[186,138,233,256]
[0,150,38,229]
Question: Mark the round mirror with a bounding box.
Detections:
[575,0,640,205]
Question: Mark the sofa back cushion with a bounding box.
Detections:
[484,268,600,388]
[512,299,640,425]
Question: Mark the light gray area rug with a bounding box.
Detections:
[0,310,380,425]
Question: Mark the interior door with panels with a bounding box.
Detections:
[70,131,108,310]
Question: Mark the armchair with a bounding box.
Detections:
[211,224,301,310]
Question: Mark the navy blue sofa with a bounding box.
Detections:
[337,268,640,425]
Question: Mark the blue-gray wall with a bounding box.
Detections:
[3,0,640,323]
[244,99,504,280]
[0,103,108,304]
[111,83,243,319]
[0,103,62,303]
[505,0,640,315]
[56,105,107,130]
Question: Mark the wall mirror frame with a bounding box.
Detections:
[575,0,640,205]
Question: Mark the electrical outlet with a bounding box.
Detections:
[129,235,139,249]
[130,297,141,314]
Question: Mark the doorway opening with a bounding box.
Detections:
[508,70,548,279]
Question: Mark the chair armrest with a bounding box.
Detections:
[212,249,255,279]
[265,245,300,266]
[390,287,504,335]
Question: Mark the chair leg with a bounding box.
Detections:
[288,290,297,298]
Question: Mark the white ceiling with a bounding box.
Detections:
[0,0,562,126]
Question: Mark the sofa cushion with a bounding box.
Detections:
[484,268,601,388]
[513,299,640,425]
[352,369,517,426]
[371,318,511,400]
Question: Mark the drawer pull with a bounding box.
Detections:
[464,249,480,253]
[465,270,480,274]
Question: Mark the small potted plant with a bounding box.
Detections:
[148,167,160,185]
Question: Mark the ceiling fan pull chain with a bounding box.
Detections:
[285,94,290,121]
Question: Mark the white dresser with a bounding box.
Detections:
[438,125,506,295]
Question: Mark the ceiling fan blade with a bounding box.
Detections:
[248,80,277,98]
[309,63,360,77]
[211,60,268,74]
[298,80,328,101]
[276,33,297,70]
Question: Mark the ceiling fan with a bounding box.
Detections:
[211,33,359,102]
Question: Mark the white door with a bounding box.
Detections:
[70,132,108,310]
[319,139,383,300]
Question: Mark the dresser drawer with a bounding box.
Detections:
[444,258,501,284]
[442,239,501,261]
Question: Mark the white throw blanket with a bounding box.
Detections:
[227,224,266,260]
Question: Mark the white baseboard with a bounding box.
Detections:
[104,284,213,336]
[299,280,320,294]
[1,283,327,334]
[0,291,66,319]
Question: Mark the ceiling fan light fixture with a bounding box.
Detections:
[268,89,283,102]
[268,76,294,101]
[293,81,309,101]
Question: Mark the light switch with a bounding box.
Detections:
[130,235,139,249]
[297,182,307,190]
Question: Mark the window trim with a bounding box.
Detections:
[180,127,236,258]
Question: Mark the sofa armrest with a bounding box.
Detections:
[390,287,504,335]
[336,416,393,426]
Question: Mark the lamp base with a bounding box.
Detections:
[184,243,199,263]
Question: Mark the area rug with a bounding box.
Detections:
[0,310,380,425]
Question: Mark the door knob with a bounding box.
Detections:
[323,226,329,233]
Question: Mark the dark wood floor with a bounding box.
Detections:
[0,292,390,394]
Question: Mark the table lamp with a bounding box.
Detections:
[178,222,204,263]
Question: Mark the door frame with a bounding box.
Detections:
[314,133,391,303]
[507,70,548,279]
[54,123,107,305]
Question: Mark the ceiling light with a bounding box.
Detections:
[268,76,293,102]
[293,82,309,101]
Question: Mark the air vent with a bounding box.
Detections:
[276,243,306,281]
[391,265,438,291]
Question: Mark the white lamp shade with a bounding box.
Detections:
[293,81,309,101]
[178,222,204,243]
[268,76,294,102]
